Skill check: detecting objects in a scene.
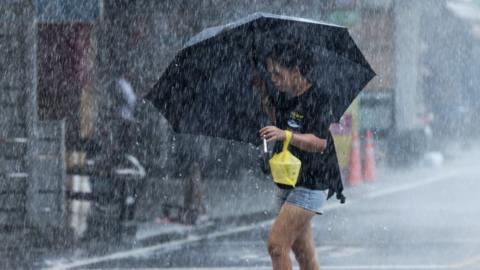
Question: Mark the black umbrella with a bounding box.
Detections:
[146,12,375,145]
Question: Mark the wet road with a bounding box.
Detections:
[43,146,480,270]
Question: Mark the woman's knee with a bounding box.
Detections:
[292,241,316,265]
[267,237,289,258]
[292,241,306,257]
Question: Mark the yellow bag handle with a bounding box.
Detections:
[281,130,293,153]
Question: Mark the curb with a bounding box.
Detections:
[133,211,276,246]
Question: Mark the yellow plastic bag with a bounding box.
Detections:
[269,130,301,187]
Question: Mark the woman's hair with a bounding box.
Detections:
[264,43,314,79]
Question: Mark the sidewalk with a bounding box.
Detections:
[133,142,480,246]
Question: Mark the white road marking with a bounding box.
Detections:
[87,264,457,270]
[43,169,477,270]
[326,247,363,258]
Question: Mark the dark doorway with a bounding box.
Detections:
[37,23,96,150]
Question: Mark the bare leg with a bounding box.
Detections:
[292,222,320,270]
[268,203,316,270]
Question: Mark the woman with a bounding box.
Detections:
[255,44,345,270]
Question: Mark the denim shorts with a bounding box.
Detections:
[277,187,327,215]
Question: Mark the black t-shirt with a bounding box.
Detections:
[272,87,344,202]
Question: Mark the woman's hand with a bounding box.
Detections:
[259,126,286,142]
[260,126,327,153]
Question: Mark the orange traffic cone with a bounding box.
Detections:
[364,130,376,182]
[347,133,362,186]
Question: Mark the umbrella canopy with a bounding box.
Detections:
[146,12,375,145]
